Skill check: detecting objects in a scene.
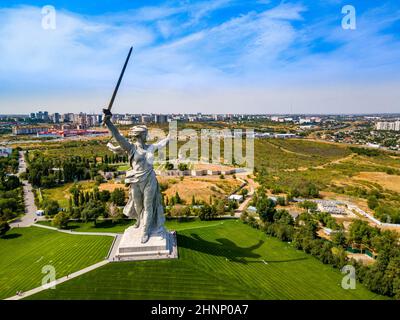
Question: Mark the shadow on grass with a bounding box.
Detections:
[178,233,310,265]
[53,219,135,230]
[1,233,22,240]
[178,233,264,264]
[92,220,133,229]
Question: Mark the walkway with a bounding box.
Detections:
[10,151,40,228]
[32,223,118,237]
[4,224,122,300]
[5,260,110,300]
[234,173,257,217]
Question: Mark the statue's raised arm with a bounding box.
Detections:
[103,109,132,153]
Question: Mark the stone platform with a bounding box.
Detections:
[113,226,178,261]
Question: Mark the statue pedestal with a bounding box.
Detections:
[114,226,177,261]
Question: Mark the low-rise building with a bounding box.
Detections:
[228,194,244,203]
[0,147,12,157]
[12,126,48,135]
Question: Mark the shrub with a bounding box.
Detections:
[52,211,69,229]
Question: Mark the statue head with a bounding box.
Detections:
[129,125,148,142]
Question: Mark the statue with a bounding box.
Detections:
[103,109,170,244]
[97,47,176,260]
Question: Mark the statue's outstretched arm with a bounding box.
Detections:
[104,116,132,153]
[152,133,171,150]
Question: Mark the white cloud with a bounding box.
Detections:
[0,2,399,114]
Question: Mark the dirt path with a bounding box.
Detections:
[283,154,355,172]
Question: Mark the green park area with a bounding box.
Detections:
[37,219,135,233]
[0,227,113,299]
[29,220,383,300]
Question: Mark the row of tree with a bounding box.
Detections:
[45,185,127,228]
[242,187,400,299]
[0,148,24,236]
[25,150,125,188]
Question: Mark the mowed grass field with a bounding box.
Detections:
[0,227,113,299]
[30,220,383,300]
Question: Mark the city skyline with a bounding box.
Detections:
[0,1,400,114]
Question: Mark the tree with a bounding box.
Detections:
[299,200,317,212]
[273,210,294,225]
[170,205,190,218]
[52,211,69,229]
[3,175,20,190]
[95,175,104,185]
[215,199,226,216]
[276,196,286,206]
[332,230,347,247]
[99,190,111,202]
[368,196,379,210]
[178,163,188,171]
[199,204,217,221]
[69,184,81,206]
[0,220,10,237]
[107,203,122,222]
[172,192,183,205]
[111,188,126,206]
[81,200,105,224]
[42,200,60,216]
[256,196,276,223]
[165,162,174,170]
[348,220,376,247]
[79,192,85,206]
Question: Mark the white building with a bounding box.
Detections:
[0,147,12,157]
[375,121,400,131]
[228,194,244,202]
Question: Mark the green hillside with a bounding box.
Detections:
[29,220,383,300]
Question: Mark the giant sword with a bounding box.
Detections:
[103,46,133,118]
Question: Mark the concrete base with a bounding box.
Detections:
[113,226,178,261]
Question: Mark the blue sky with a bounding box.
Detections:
[0,0,399,114]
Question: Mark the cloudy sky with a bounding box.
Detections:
[0,0,399,114]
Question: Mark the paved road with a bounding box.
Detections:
[10,151,40,228]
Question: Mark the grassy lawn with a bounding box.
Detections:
[116,164,130,171]
[0,227,113,299]
[41,181,97,208]
[29,220,384,300]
